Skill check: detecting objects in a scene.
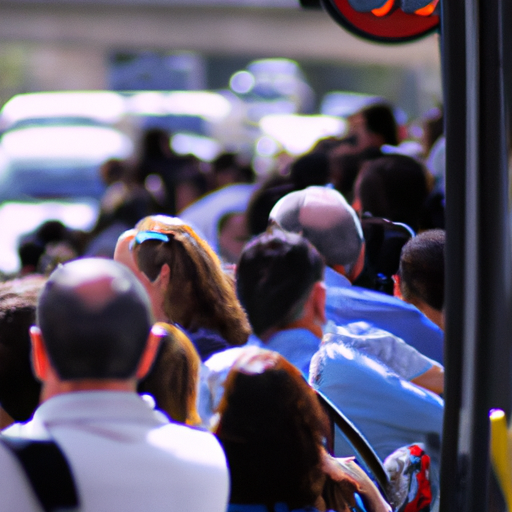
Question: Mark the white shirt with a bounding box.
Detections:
[1,391,229,512]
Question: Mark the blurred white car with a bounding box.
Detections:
[0,91,127,131]
[0,123,133,274]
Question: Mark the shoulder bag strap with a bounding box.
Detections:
[0,435,79,512]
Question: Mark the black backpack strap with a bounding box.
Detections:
[0,435,79,512]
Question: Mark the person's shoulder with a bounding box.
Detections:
[311,340,443,408]
[149,421,226,464]
[328,282,442,324]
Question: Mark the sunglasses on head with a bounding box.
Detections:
[129,231,170,251]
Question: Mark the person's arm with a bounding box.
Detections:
[411,363,444,395]
[324,322,444,395]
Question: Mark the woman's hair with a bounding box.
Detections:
[133,215,251,346]
[138,322,201,425]
[214,348,329,508]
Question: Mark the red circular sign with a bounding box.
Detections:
[321,0,440,43]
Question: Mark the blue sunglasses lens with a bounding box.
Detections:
[130,231,170,250]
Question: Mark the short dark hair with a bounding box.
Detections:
[37,258,154,380]
[236,229,324,337]
[361,103,399,146]
[399,229,445,311]
[289,152,330,190]
[0,275,45,421]
[356,154,429,232]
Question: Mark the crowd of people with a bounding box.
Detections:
[0,100,446,512]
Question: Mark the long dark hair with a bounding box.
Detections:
[215,348,329,508]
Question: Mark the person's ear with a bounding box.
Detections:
[347,243,366,282]
[155,263,170,292]
[312,281,327,325]
[30,326,50,380]
[393,274,402,299]
[135,323,165,379]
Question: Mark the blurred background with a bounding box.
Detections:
[0,0,443,275]
[0,0,441,112]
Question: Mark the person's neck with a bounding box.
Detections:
[419,303,445,331]
[407,297,444,331]
[260,318,322,343]
[41,378,137,403]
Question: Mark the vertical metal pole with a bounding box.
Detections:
[441,0,512,510]
[439,0,468,507]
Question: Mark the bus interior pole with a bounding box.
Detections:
[439,0,468,506]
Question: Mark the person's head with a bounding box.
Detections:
[140,128,172,160]
[211,152,253,189]
[0,275,46,424]
[217,212,249,264]
[395,229,445,329]
[329,146,383,204]
[138,322,201,426]
[215,348,329,508]
[246,174,295,237]
[353,154,430,232]
[18,220,82,276]
[348,103,399,151]
[100,158,127,186]
[18,236,45,275]
[353,217,414,295]
[123,215,251,346]
[31,258,161,387]
[236,228,325,339]
[269,186,365,281]
[289,151,330,190]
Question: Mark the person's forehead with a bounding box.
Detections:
[113,231,139,274]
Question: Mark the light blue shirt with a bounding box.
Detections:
[264,328,321,378]
[198,329,321,427]
[310,340,443,501]
[324,267,444,364]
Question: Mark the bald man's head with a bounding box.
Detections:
[37,258,154,380]
[269,186,364,270]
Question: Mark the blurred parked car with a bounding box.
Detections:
[0,91,126,132]
[0,122,133,274]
